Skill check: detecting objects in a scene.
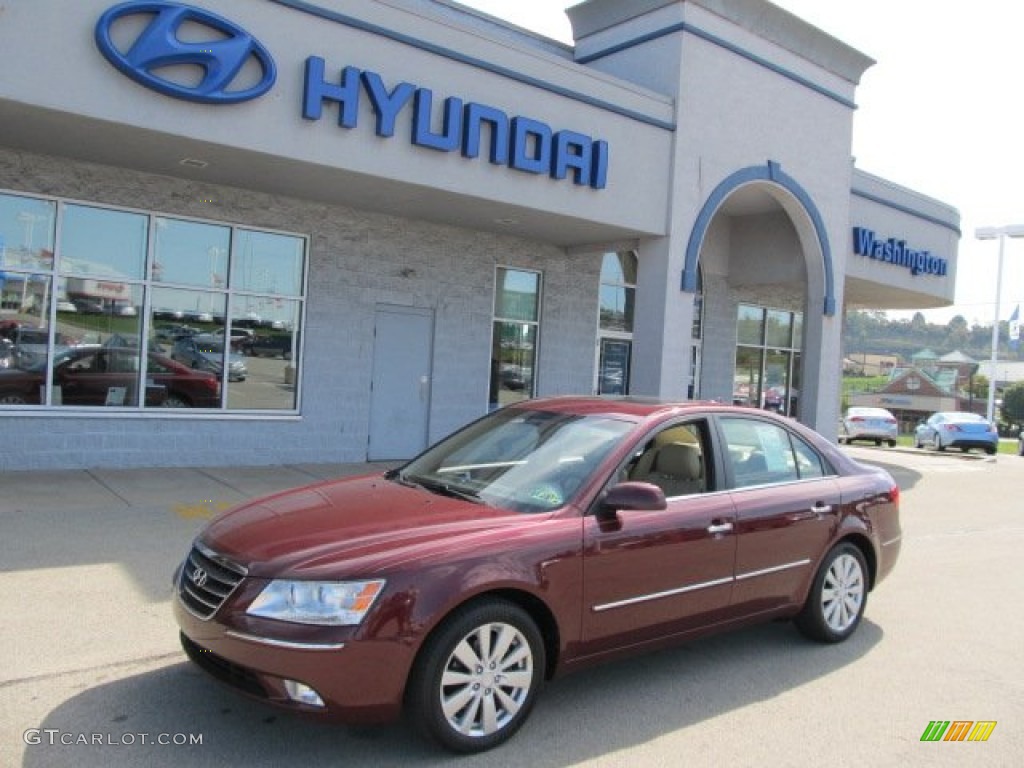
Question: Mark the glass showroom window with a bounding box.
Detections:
[0,193,57,403]
[0,190,306,412]
[490,267,541,410]
[733,304,802,417]
[689,264,704,399]
[596,251,636,395]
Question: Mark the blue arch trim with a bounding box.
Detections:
[681,161,836,316]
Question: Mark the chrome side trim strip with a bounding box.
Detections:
[881,535,902,547]
[592,576,733,613]
[734,559,811,581]
[225,630,346,651]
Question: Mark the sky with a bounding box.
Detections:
[457,0,1024,328]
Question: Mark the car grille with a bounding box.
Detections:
[180,633,269,699]
[178,542,247,620]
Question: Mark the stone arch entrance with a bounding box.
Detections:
[682,161,835,430]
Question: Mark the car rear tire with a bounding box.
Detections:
[874,439,882,446]
[887,440,896,447]
[407,599,545,754]
[795,543,868,644]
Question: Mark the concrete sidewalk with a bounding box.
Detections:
[0,461,397,515]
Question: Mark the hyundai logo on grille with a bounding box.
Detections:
[191,566,209,588]
[94,1,276,104]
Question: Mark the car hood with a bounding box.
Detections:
[199,474,541,579]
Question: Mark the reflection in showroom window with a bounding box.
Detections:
[489,268,541,411]
[0,193,58,404]
[0,191,306,412]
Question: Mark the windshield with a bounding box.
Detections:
[395,407,634,513]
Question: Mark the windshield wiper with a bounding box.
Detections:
[391,472,483,504]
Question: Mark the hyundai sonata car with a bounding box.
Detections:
[913,411,998,454]
[838,406,898,446]
[174,397,901,753]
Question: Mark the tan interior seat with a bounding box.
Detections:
[636,441,704,497]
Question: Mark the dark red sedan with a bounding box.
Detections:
[174,397,901,752]
[0,346,220,407]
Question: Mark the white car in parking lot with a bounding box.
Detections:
[839,406,898,447]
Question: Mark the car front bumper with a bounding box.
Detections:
[173,589,412,724]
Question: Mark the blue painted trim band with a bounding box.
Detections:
[851,188,961,236]
[577,21,857,111]
[269,0,676,131]
[681,161,836,317]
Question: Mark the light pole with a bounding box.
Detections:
[975,224,1024,423]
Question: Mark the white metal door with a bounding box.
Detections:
[368,305,433,460]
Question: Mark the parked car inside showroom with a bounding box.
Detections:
[172,335,248,381]
[0,346,220,407]
[174,396,901,753]
[838,406,898,446]
[913,411,999,454]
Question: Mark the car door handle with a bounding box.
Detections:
[707,522,734,535]
[811,503,833,516]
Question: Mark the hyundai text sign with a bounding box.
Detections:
[94,2,276,104]
[302,58,608,189]
[852,227,948,277]
[94,1,609,189]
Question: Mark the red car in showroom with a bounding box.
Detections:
[0,346,220,407]
[174,397,901,753]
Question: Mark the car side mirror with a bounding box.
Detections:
[597,482,667,520]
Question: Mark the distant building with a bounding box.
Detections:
[843,353,900,376]
[848,349,982,429]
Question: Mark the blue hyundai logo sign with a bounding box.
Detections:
[95,1,276,104]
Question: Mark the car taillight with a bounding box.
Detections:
[943,424,962,432]
[885,418,897,424]
[888,484,900,505]
[850,417,865,422]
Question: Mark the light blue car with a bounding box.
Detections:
[914,411,998,455]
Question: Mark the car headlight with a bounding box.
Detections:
[246,579,386,626]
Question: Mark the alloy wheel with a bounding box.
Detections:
[820,552,865,634]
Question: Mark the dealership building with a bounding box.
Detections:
[0,0,960,470]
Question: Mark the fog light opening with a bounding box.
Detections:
[283,679,325,707]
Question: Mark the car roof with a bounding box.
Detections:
[510,395,763,421]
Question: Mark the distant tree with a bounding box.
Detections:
[947,315,969,351]
[970,374,989,400]
[1003,383,1024,426]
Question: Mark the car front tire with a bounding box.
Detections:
[407,599,545,753]
[795,543,868,644]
